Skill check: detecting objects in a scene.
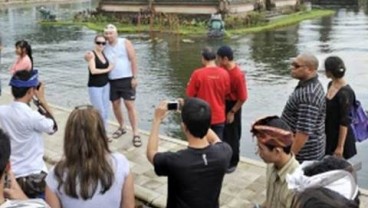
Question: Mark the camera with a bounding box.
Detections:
[167,101,179,111]
[36,83,41,90]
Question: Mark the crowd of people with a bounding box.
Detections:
[0,22,362,208]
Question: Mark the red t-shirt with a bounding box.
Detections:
[186,66,230,125]
[227,65,248,102]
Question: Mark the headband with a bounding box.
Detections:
[9,70,39,88]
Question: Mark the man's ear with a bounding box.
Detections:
[5,162,10,172]
[27,87,34,96]
[274,147,282,154]
[181,122,187,132]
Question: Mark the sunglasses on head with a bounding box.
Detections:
[95,41,106,46]
[74,105,94,110]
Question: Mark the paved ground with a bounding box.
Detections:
[0,91,367,208]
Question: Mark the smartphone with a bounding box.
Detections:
[167,101,179,111]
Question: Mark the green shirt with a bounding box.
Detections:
[265,155,299,208]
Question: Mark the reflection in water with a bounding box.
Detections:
[250,26,299,79]
[318,16,333,53]
[0,2,368,188]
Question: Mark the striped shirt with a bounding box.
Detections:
[281,76,326,162]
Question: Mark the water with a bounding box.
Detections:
[1,1,368,188]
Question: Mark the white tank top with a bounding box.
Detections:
[104,38,132,80]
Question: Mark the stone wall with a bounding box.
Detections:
[0,0,87,7]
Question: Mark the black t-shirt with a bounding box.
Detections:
[153,142,232,208]
[88,51,109,87]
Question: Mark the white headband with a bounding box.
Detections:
[286,163,359,200]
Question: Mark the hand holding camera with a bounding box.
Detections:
[33,82,46,103]
[32,82,58,132]
[153,99,182,122]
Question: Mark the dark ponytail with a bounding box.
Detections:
[15,40,33,69]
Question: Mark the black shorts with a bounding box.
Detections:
[109,78,136,101]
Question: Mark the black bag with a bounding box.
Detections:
[16,172,47,198]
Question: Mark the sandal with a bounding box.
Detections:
[112,128,127,139]
[132,135,142,147]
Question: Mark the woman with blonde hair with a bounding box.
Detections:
[45,106,135,208]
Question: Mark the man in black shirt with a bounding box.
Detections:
[147,98,232,208]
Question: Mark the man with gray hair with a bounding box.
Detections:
[281,53,326,162]
[103,24,141,147]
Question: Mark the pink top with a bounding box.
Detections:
[9,55,32,74]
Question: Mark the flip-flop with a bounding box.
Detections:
[112,128,127,139]
[132,135,142,147]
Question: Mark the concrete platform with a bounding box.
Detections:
[0,90,367,208]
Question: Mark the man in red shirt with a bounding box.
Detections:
[186,47,230,140]
[217,45,248,173]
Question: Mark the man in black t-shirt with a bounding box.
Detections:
[147,98,232,208]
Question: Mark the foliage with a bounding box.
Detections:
[40,9,335,37]
[225,12,267,29]
[227,9,335,35]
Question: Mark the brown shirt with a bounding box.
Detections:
[265,155,300,208]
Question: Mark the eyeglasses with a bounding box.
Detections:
[95,41,106,46]
[291,62,306,69]
[74,105,94,110]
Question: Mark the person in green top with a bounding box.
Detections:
[251,115,300,208]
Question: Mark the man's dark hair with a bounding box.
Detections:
[324,56,346,78]
[291,187,358,208]
[181,98,211,139]
[303,156,353,177]
[0,129,11,177]
[217,45,234,61]
[201,47,216,61]
[15,40,33,69]
[11,70,33,99]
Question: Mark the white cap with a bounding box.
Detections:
[104,24,117,33]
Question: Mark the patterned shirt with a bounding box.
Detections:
[281,75,326,162]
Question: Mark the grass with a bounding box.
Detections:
[39,9,335,37]
[227,9,335,35]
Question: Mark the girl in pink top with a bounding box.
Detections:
[9,40,33,74]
